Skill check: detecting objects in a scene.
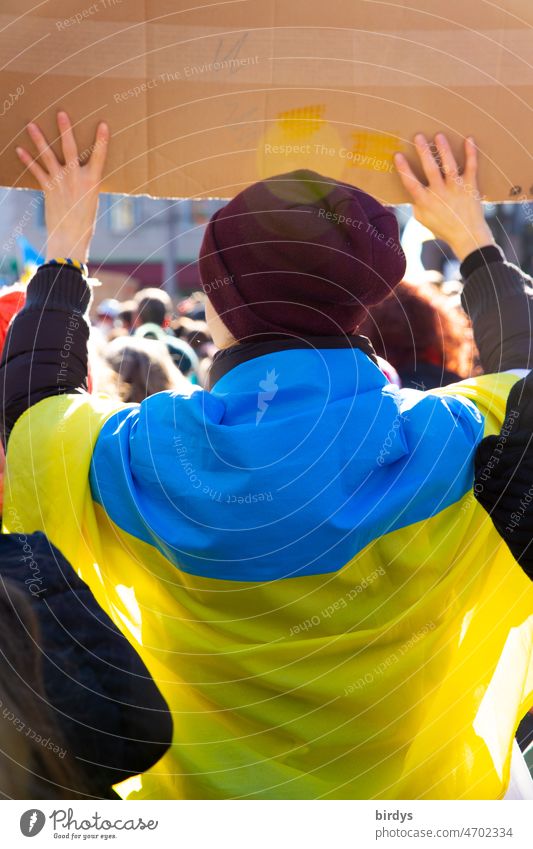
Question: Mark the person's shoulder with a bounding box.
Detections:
[129,385,225,435]
[431,373,521,429]
[395,372,522,440]
[0,530,76,596]
[395,381,484,445]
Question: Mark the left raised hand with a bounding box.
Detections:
[16,111,109,263]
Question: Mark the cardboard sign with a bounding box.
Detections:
[1,0,532,203]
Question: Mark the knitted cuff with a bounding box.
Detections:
[25,264,92,316]
[460,259,532,322]
[460,244,504,279]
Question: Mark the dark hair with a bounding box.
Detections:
[171,317,212,351]
[0,580,88,798]
[134,288,172,327]
[117,299,137,331]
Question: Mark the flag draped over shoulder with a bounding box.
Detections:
[3,347,532,800]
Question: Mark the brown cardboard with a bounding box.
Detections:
[1,0,532,203]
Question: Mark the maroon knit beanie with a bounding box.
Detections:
[199,170,406,340]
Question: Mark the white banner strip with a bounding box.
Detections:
[2,799,532,848]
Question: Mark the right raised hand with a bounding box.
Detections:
[394,134,495,262]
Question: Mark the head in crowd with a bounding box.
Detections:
[171,316,216,359]
[0,580,86,798]
[177,291,207,321]
[359,278,476,388]
[105,335,190,403]
[198,170,406,347]
[116,299,137,332]
[95,298,120,338]
[133,287,173,329]
[134,322,200,377]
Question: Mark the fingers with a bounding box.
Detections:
[414,133,443,189]
[26,121,60,176]
[396,133,479,200]
[393,152,427,204]
[15,146,49,188]
[463,136,478,186]
[88,121,110,180]
[434,133,458,181]
[57,110,78,166]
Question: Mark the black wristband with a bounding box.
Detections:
[460,244,505,279]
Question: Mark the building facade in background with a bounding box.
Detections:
[1,188,532,299]
[0,188,226,297]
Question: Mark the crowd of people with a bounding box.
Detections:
[91,286,211,398]
[0,112,531,800]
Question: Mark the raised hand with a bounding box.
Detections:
[16,111,109,263]
[394,134,495,262]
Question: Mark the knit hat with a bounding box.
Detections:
[199,170,406,340]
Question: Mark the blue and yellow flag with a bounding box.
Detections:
[4,347,532,799]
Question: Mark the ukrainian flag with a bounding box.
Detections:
[3,347,532,799]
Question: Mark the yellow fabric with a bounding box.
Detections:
[3,375,532,799]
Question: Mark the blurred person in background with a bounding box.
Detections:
[133,286,199,378]
[171,316,216,359]
[94,297,120,339]
[170,315,214,386]
[116,298,137,333]
[2,113,532,801]
[132,286,172,330]
[105,335,192,403]
[134,323,199,380]
[359,277,477,390]
[177,290,207,321]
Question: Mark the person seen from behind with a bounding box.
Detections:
[1,114,531,800]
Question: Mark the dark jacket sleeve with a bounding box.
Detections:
[474,372,533,579]
[0,531,173,797]
[460,244,533,373]
[0,263,91,445]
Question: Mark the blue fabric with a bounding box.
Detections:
[16,235,45,268]
[89,348,484,581]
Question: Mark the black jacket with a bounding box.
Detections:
[0,531,173,797]
[474,371,533,579]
